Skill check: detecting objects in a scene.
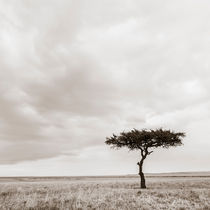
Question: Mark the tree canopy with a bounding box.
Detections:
[106,128,185,151]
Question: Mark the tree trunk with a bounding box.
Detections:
[138,158,146,189]
[139,171,146,189]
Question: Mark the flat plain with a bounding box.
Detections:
[0,173,210,210]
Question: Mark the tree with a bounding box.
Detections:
[105,128,185,189]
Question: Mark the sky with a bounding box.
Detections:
[0,0,210,176]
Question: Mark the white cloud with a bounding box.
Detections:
[0,0,210,174]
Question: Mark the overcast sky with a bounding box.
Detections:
[0,0,210,176]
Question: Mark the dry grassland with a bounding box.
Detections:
[0,176,210,210]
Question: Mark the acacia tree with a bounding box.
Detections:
[105,128,185,189]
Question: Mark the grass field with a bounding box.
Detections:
[0,173,210,210]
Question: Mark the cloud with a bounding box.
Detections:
[0,0,210,173]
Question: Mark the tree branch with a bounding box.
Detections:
[148,151,153,155]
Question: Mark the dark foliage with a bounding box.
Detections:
[106,128,185,152]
